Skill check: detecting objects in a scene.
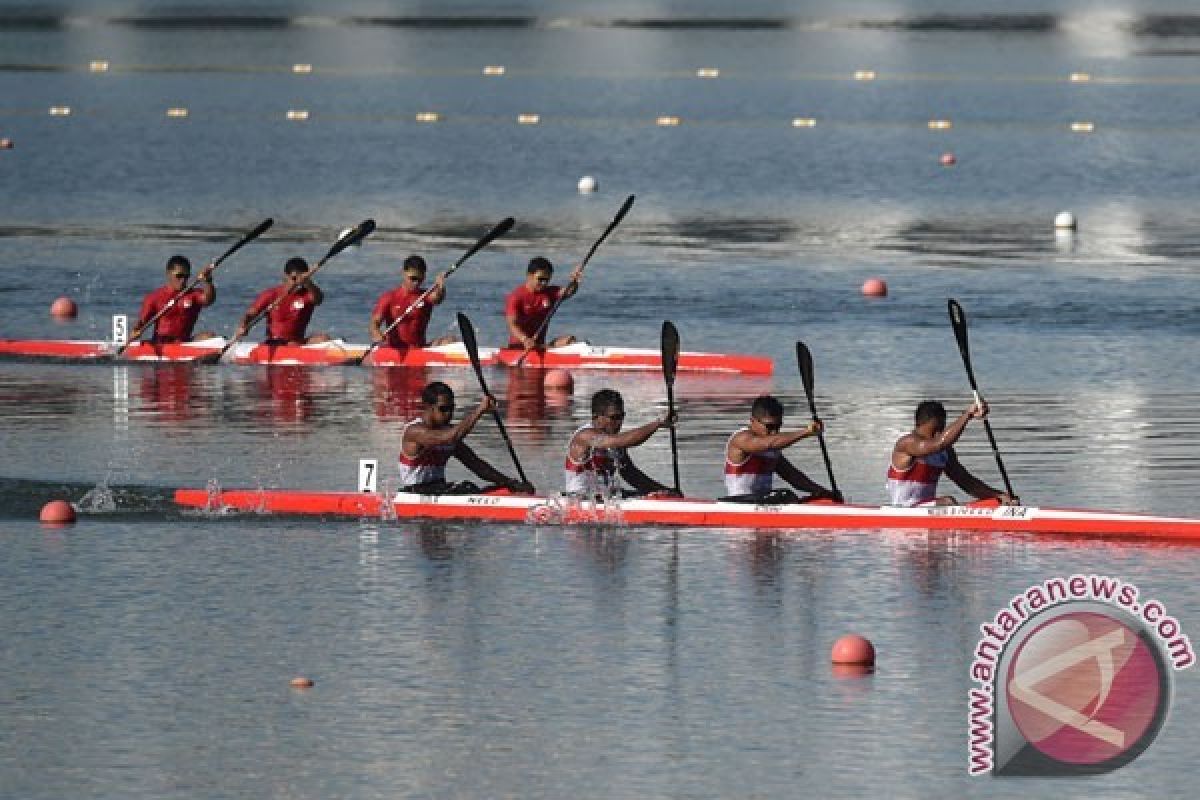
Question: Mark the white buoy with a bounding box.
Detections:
[577,175,597,194]
[1054,211,1077,231]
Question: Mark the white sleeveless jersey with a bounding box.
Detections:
[564,424,625,495]
[723,427,780,494]
[398,418,455,487]
[886,450,949,506]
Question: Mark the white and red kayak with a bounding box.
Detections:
[0,337,364,366]
[362,342,498,368]
[173,487,1200,541]
[494,342,773,375]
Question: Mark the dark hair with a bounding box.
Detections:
[751,395,784,419]
[915,400,947,427]
[591,388,623,417]
[166,255,190,272]
[284,257,308,275]
[527,256,553,275]
[403,255,427,274]
[421,381,454,406]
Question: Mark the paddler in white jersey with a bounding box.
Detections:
[723,395,841,502]
[887,400,1018,507]
[399,381,533,494]
[564,388,680,497]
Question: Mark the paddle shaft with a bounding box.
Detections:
[358,217,514,365]
[121,217,274,353]
[661,320,682,494]
[948,299,1016,498]
[457,312,530,486]
[796,342,840,497]
[516,195,635,365]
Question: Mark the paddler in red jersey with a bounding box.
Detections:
[723,395,841,502]
[131,255,217,343]
[369,255,452,348]
[505,257,584,351]
[235,257,331,345]
[564,388,680,498]
[399,381,533,494]
[888,400,1018,507]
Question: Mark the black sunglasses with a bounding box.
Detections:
[435,403,455,413]
[604,412,625,421]
[754,417,781,433]
[171,272,189,279]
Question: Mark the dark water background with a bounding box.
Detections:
[3,2,1200,797]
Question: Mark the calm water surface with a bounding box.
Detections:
[2,2,1200,797]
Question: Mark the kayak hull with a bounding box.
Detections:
[364,343,497,368]
[495,344,772,375]
[173,488,1200,541]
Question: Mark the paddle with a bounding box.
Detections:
[211,219,375,363]
[357,216,515,366]
[119,217,274,355]
[457,311,531,488]
[947,298,1017,499]
[661,319,682,495]
[515,194,635,366]
[796,341,841,500]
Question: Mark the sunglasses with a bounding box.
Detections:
[434,403,455,413]
[171,272,189,279]
[603,412,626,421]
[404,273,424,281]
[753,417,781,433]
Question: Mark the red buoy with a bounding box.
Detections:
[39,500,77,525]
[50,297,77,318]
[0,138,13,150]
[940,152,957,166]
[543,369,574,391]
[861,278,888,298]
[290,676,314,689]
[831,634,876,667]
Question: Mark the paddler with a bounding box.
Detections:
[565,388,680,497]
[235,257,331,345]
[505,257,584,352]
[723,395,841,502]
[400,381,533,494]
[369,255,453,348]
[131,255,217,343]
[888,400,1018,506]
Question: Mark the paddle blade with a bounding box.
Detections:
[612,194,636,227]
[324,218,375,262]
[580,195,636,270]
[453,217,515,271]
[947,298,979,389]
[213,217,274,267]
[661,320,680,387]
[456,312,490,394]
[796,341,816,401]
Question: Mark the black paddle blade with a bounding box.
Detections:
[947,298,978,389]
[796,341,816,402]
[324,218,375,262]
[580,195,636,269]
[456,312,491,394]
[660,320,680,386]
[213,217,274,267]
[454,217,515,270]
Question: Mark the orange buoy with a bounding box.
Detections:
[831,633,876,666]
[50,296,77,318]
[861,278,888,298]
[543,369,574,391]
[0,138,13,150]
[39,500,76,525]
[290,676,314,689]
[940,152,956,166]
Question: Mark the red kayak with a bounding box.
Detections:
[363,342,498,367]
[174,486,1200,542]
